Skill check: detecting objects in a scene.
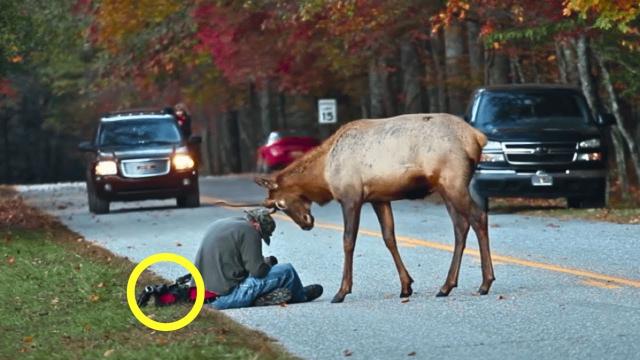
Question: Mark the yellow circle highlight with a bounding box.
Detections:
[126,253,205,332]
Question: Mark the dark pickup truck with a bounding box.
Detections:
[466,84,613,209]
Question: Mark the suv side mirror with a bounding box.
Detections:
[188,136,202,145]
[597,113,615,126]
[78,141,95,152]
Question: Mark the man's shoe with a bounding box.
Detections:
[303,284,323,302]
[254,288,292,306]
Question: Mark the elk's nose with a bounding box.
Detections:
[303,214,314,227]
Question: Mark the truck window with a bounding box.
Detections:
[475,91,593,130]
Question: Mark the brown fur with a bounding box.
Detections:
[256,113,494,302]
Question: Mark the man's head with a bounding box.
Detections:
[245,208,276,245]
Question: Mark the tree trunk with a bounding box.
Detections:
[597,54,640,185]
[509,55,525,83]
[444,19,465,114]
[561,40,580,85]
[237,105,258,172]
[400,37,423,114]
[1,112,9,182]
[369,57,392,117]
[574,34,600,116]
[258,81,276,136]
[466,20,484,86]
[611,126,630,199]
[486,47,510,85]
[430,29,447,112]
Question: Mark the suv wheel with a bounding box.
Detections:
[567,193,606,209]
[177,187,200,208]
[88,188,110,214]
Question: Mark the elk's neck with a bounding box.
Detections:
[279,149,333,205]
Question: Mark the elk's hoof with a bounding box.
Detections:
[331,293,346,303]
[478,288,489,295]
[400,286,413,298]
[435,290,449,297]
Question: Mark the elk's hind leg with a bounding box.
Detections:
[437,195,470,297]
[372,201,414,298]
[469,198,495,295]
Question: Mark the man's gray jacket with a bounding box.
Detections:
[194,217,270,295]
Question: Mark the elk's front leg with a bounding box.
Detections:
[332,200,362,303]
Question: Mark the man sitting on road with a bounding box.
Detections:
[194,208,323,310]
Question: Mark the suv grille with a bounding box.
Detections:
[120,158,170,178]
[503,142,576,164]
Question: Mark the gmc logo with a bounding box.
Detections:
[137,164,157,171]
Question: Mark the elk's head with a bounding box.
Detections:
[255,176,314,230]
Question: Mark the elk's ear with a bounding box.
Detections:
[255,176,278,190]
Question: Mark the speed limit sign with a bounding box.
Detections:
[318,99,337,124]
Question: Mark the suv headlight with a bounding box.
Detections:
[173,154,195,170]
[95,160,118,176]
[579,138,600,148]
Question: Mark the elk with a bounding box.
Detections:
[255,113,495,303]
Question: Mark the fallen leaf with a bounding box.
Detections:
[546,223,560,228]
[104,349,114,357]
[96,282,105,288]
[408,351,416,356]
[51,297,59,305]
[497,295,507,300]
[88,294,100,302]
[84,324,92,332]
[343,349,353,357]
[23,336,33,343]
[401,298,410,303]
[7,256,15,265]
[19,348,28,353]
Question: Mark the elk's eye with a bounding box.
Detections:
[276,200,287,210]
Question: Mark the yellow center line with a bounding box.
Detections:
[201,195,640,289]
[580,279,621,289]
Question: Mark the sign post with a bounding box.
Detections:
[318,99,337,124]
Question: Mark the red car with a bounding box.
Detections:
[256,130,320,172]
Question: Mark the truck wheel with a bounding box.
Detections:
[88,189,110,214]
[177,187,200,208]
[567,194,606,209]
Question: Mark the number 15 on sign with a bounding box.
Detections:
[318,99,337,124]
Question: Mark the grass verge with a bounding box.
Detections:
[0,187,294,360]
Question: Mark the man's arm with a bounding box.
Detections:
[240,231,270,278]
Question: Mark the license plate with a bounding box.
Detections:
[531,173,553,186]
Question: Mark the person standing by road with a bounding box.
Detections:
[173,102,192,138]
[194,208,323,310]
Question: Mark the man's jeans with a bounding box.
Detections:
[210,263,306,310]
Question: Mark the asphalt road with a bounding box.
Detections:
[20,176,640,360]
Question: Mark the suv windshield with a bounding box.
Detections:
[98,117,181,146]
[475,91,593,131]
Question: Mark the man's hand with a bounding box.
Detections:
[265,255,278,266]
